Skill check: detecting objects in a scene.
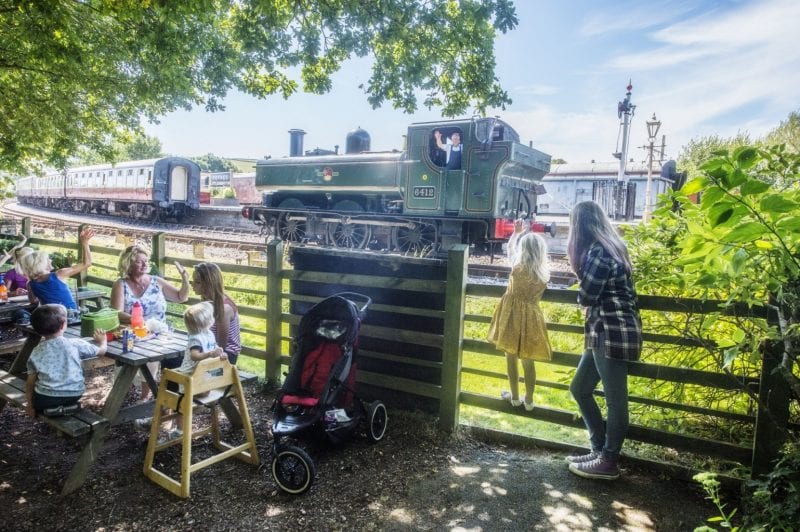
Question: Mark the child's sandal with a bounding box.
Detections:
[500,391,521,407]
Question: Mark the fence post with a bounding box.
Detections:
[265,239,284,388]
[439,244,468,432]
[76,223,88,289]
[751,337,791,476]
[21,217,31,237]
[151,233,166,275]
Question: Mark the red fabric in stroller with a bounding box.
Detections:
[280,295,362,408]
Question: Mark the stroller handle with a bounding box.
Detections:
[333,291,372,314]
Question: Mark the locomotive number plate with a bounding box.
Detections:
[413,186,436,198]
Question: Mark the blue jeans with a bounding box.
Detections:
[569,336,629,460]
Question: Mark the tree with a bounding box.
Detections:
[191,154,237,173]
[765,111,800,154]
[122,134,163,161]
[632,143,800,400]
[73,133,163,165]
[0,1,518,174]
[677,132,752,181]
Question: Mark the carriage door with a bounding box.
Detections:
[170,165,188,201]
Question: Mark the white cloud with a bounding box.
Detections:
[602,0,800,157]
[579,0,696,37]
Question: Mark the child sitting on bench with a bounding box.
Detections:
[25,304,108,417]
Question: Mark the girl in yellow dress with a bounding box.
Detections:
[487,220,553,411]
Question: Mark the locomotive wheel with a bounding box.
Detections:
[278,211,307,243]
[391,223,437,255]
[327,221,371,249]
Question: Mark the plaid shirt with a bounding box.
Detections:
[578,242,642,361]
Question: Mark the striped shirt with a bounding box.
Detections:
[577,242,642,361]
[211,296,242,364]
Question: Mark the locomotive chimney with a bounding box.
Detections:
[288,129,306,157]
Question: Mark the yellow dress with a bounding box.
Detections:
[487,264,552,361]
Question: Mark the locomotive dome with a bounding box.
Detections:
[345,127,370,154]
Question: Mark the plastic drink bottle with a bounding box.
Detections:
[131,301,147,338]
[0,275,7,303]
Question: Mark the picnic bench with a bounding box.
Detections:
[0,288,108,357]
[0,368,109,437]
[0,322,187,495]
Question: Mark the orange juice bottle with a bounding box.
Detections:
[0,275,7,303]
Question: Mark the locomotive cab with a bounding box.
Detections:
[404,117,550,245]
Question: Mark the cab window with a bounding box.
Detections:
[428,127,464,169]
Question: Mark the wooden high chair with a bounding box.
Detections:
[142,358,259,498]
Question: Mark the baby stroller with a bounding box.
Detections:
[269,292,388,494]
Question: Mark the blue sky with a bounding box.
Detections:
[144,0,800,165]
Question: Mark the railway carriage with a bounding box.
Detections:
[16,157,201,220]
[242,117,553,254]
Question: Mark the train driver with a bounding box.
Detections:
[433,130,462,170]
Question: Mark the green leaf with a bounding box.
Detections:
[754,239,774,250]
[720,222,766,243]
[731,248,747,275]
[759,194,798,213]
[775,216,800,231]
[682,177,707,195]
[734,146,760,169]
[709,205,734,227]
[696,273,718,287]
[739,179,771,196]
[723,347,740,368]
[729,167,747,187]
[700,186,726,209]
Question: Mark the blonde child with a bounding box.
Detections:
[487,220,552,411]
[162,302,226,442]
[177,301,227,375]
[20,228,94,318]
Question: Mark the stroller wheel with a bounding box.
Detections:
[272,445,316,494]
[366,401,388,442]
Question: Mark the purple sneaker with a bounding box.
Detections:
[568,456,620,480]
[565,450,601,464]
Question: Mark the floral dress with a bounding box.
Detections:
[121,276,167,324]
[487,264,552,361]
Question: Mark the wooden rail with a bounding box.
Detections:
[13,219,791,478]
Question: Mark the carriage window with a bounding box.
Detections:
[429,127,464,170]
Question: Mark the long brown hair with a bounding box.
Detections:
[192,262,234,326]
[567,201,632,276]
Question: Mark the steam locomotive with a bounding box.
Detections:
[241,117,553,254]
[15,157,201,221]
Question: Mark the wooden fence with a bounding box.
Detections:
[8,219,792,477]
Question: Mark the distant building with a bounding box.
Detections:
[538,161,675,218]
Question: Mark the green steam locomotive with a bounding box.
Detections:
[241,117,552,254]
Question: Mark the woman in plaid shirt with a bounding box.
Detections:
[565,201,642,480]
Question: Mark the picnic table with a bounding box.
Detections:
[0,289,108,355]
[0,322,187,495]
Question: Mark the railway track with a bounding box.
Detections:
[2,203,576,286]
[1,202,265,250]
[467,263,576,287]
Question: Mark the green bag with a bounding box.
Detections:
[80,308,120,337]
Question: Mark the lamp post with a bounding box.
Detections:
[643,113,661,222]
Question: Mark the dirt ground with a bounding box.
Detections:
[0,367,719,531]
